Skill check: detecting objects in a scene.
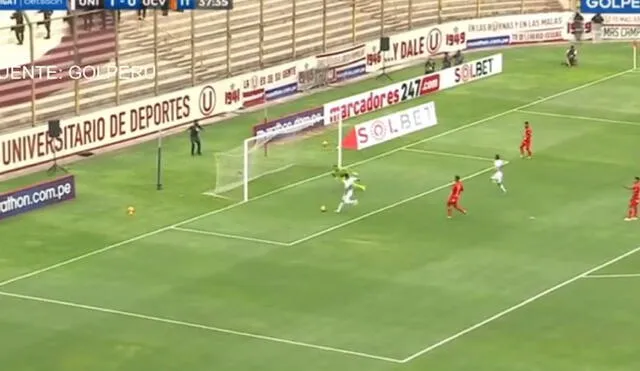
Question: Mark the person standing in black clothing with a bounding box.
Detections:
[38,10,52,39]
[137,3,147,20]
[441,52,452,69]
[453,50,464,65]
[424,57,436,74]
[10,11,24,45]
[188,121,203,156]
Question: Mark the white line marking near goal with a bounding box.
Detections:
[201,193,233,200]
[203,164,294,199]
[171,227,291,246]
[0,290,403,364]
[289,166,496,246]
[399,246,640,363]
[0,69,630,289]
[401,148,495,162]
[582,273,640,279]
[517,110,640,127]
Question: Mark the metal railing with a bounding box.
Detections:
[0,0,562,130]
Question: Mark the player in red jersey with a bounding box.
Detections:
[447,175,467,218]
[519,121,533,159]
[624,177,640,221]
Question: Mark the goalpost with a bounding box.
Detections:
[207,116,344,201]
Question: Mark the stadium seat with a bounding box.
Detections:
[0,0,562,132]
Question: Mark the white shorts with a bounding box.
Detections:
[342,189,354,202]
[491,171,503,183]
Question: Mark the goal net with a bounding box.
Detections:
[207,115,342,201]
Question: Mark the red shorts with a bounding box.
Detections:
[630,198,639,207]
[447,198,458,206]
[521,140,531,147]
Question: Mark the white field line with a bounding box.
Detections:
[289,166,496,246]
[399,246,640,363]
[401,148,495,162]
[582,273,640,279]
[171,227,291,246]
[517,110,640,127]
[203,164,294,198]
[0,69,630,289]
[0,290,403,364]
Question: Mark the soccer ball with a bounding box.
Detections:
[320,205,327,212]
[322,140,329,147]
[127,206,136,216]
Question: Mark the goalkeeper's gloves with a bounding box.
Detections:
[355,183,366,191]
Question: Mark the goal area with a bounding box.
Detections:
[206,117,343,201]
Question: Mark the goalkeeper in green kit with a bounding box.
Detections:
[331,164,358,179]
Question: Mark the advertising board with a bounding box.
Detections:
[465,12,566,48]
[324,54,502,124]
[365,22,465,72]
[341,102,437,150]
[252,107,325,137]
[317,44,367,82]
[240,57,317,107]
[572,13,640,39]
[0,77,243,175]
[0,175,75,221]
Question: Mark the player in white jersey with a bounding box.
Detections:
[490,154,507,193]
[336,173,366,213]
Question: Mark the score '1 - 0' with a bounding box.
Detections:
[98,0,232,9]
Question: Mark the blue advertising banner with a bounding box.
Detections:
[252,107,325,137]
[0,175,76,221]
[0,0,67,11]
[581,0,640,13]
[466,36,510,49]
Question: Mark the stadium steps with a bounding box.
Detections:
[1,0,563,131]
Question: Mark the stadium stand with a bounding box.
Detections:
[0,0,562,132]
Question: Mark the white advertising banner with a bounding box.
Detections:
[0,77,243,175]
[439,54,504,88]
[465,12,566,49]
[317,44,367,82]
[324,54,503,124]
[572,13,640,40]
[365,22,466,72]
[602,25,640,39]
[342,101,437,150]
[239,57,317,107]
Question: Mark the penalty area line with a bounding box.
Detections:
[516,110,640,127]
[288,165,496,246]
[401,148,495,162]
[171,227,291,246]
[0,290,403,364]
[582,273,640,279]
[398,245,640,363]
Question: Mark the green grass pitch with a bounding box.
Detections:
[2,43,640,371]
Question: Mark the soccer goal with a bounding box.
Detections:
[206,116,344,201]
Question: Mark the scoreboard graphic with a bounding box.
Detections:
[0,0,232,10]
